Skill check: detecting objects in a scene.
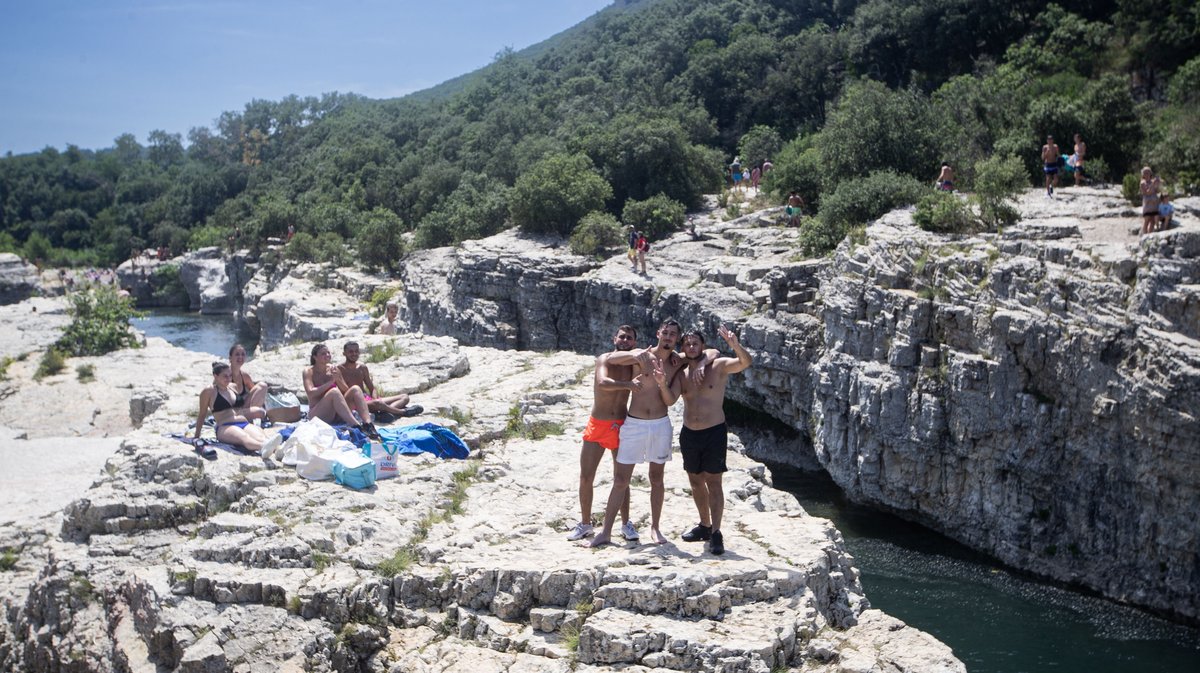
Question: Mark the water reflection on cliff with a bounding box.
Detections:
[767,466,1200,673]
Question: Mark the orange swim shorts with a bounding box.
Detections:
[583,416,624,450]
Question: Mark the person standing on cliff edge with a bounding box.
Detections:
[677,324,752,556]
[569,324,641,542]
[1041,135,1061,197]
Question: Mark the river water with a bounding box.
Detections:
[768,466,1200,673]
[130,312,1199,671]
[130,309,259,358]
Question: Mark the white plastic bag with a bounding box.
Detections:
[282,418,358,480]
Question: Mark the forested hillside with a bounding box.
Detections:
[1,0,1197,268]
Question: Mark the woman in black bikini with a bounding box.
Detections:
[228,344,268,421]
[195,361,281,456]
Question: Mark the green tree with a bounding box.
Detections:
[737,125,783,172]
[803,171,926,255]
[510,153,612,236]
[146,130,184,168]
[354,207,406,271]
[818,79,941,191]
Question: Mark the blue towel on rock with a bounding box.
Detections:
[377,423,470,459]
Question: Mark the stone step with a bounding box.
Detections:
[578,594,821,670]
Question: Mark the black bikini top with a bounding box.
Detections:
[211,387,245,412]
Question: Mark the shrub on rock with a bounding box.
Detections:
[569,211,624,258]
[804,171,925,255]
[55,286,140,357]
[621,194,685,241]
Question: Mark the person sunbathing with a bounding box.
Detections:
[303,343,381,439]
[195,361,281,457]
[228,343,268,421]
[337,341,423,420]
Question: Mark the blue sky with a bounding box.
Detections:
[0,0,613,155]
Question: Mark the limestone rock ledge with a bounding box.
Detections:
[0,341,961,672]
[389,188,1199,623]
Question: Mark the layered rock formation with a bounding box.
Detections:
[391,188,1199,623]
[0,252,38,305]
[0,334,960,672]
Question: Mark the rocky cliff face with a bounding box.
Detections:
[392,189,1200,623]
[0,253,38,305]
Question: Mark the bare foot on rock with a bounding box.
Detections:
[650,527,668,545]
[588,534,611,548]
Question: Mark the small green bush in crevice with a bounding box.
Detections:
[76,363,96,382]
[1122,174,1141,206]
[973,155,1027,229]
[151,263,187,303]
[569,211,624,258]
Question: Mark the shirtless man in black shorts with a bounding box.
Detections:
[677,325,752,556]
[1042,135,1061,197]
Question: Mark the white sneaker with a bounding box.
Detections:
[567,522,594,541]
[620,521,639,541]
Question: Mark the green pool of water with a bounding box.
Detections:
[768,466,1200,673]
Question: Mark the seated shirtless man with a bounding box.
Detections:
[338,341,423,419]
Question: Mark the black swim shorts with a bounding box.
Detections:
[679,422,728,474]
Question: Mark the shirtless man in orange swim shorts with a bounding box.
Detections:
[569,325,642,542]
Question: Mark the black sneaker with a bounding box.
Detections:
[681,524,712,542]
[400,404,424,417]
[709,530,725,556]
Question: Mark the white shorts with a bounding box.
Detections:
[616,416,673,465]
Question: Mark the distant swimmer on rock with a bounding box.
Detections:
[678,325,752,556]
[589,320,690,546]
[935,163,955,191]
[635,231,651,275]
[304,343,381,440]
[1140,166,1162,235]
[1071,133,1087,187]
[1041,135,1061,197]
[569,324,640,542]
[195,361,281,457]
[338,341,422,421]
[378,302,399,335]
[1158,191,1175,232]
